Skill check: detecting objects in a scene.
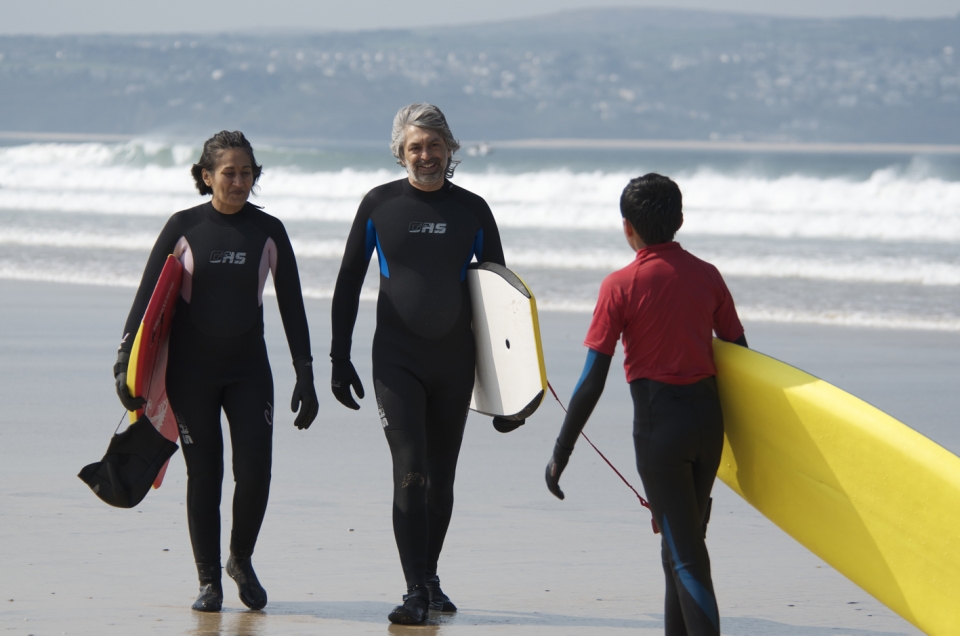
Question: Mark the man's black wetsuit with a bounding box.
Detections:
[331,178,505,590]
[120,201,312,570]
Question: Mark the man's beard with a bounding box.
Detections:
[406,156,446,187]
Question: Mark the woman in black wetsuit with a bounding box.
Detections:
[113,131,319,612]
[330,104,507,624]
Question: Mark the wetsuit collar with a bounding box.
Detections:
[401,178,453,201]
[204,200,255,226]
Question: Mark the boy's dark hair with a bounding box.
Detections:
[190,131,263,196]
[619,173,683,245]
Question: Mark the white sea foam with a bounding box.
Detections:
[0,228,157,250]
[3,142,960,242]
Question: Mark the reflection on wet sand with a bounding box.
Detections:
[191,610,268,636]
[387,623,441,636]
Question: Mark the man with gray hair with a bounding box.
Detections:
[330,103,510,624]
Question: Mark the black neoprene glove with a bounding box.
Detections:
[331,358,365,410]
[493,416,525,433]
[113,351,146,412]
[545,440,573,500]
[291,358,319,430]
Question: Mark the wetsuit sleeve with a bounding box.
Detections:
[556,348,612,451]
[474,197,505,267]
[270,222,312,363]
[118,214,188,354]
[330,195,377,360]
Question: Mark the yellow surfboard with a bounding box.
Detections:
[713,339,960,635]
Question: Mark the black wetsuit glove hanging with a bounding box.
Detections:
[291,358,319,430]
[331,358,365,410]
[545,440,573,500]
[113,351,146,412]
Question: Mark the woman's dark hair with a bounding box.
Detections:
[619,173,683,245]
[190,131,263,196]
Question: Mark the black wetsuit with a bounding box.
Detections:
[331,178,505,589]
[552,334,746,636]
[120,201,312,568]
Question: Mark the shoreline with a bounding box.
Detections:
[2,274,958,334]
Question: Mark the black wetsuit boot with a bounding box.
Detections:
[226,554,267,610]
[426,575,457,612]
[192,563,223,612]
[388,585,429,624]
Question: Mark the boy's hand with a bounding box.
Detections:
[545,441,573,500]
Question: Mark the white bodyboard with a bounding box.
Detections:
[468,263,547,420]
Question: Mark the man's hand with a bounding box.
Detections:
[114,351,146,412]
[545,441,573,500]
[493,416,525,433]
[331,358,365,410]
[291,359,319,430]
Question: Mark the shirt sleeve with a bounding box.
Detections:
[118,213,189,354]
[583,274,625,356]
[330,194,377,361]
[270,220,312,363]
[711,270,745,343]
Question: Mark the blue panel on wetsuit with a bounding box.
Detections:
[460,229,485,281]
[573,349,600,395]
[661,517,720,632]
[366,218,390,278]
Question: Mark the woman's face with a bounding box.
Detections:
[202,148,254,214]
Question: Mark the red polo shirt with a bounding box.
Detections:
[584,242,744,385]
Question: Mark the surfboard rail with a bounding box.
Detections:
[713,338,960,635]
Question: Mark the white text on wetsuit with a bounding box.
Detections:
[408,222,447,234]
[209,251,247,264]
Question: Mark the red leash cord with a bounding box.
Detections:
[547,382,660,534]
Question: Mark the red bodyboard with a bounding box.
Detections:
[128,255,183,488]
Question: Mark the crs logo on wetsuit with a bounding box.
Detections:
[408,222,447,234]
[209,251,247,264]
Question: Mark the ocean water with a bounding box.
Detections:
[1,139,958,331]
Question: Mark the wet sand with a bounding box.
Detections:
[3,279,957,635]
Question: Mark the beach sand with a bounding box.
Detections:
[3,279,957,635]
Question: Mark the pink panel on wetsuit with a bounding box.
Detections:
[258,237,278,305]
[173,236,194,303]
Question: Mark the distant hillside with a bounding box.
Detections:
[1,8,958,143]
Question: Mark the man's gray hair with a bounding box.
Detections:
[390,103,461,179]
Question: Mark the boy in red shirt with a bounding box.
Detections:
[545,173,746,636]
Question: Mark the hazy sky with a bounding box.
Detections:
[4,0,959,35]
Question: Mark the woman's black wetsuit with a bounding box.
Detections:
[331,178,505,590]
[120,201,312,569]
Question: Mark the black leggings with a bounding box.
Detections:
[166,305,274,569]
[372,327,475,590]
[632,377,724,636]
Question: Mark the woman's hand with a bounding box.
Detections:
[114,351,146,412]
